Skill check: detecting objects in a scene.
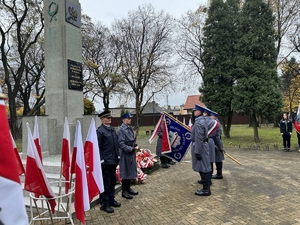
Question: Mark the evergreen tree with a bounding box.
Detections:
[233,0,283,142]
[200,0,240,138]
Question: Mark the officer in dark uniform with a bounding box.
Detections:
[191,104,212,196]
[118,112,139,199]
[210,111,225,179]
[280,112,292,151]
[97,110,121,213]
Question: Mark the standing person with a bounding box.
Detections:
[280,112,293,152]
[97,110,121,213]
[156,119,170,168]
[118,112,139,199]
[191,104,212,196]
[210,111,225,179]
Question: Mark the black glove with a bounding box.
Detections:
[132,148,136,153]
[134,144,138,147]
[195,153,202,160]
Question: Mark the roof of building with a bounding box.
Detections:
[183,95,205,110]
[130,101,166,115]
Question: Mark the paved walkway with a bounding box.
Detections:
[37,137,300,224]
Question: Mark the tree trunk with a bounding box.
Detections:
[251,113,260,143]
[8,97,18,139]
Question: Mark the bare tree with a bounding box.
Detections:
[82,15,125,111]
[269,0,300,66]
[174,6,208,91]
[112,4,175,127]
[0,0,44,138]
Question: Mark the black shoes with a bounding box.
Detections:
[195,189,211,196]
[161,163,170,168]
[211,174,223,179]
[110,200,121,207]
[128,188,138,195]
[166,160,176,165]
[100,205,114,213]
[122,190,133,199]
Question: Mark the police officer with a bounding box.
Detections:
[210,111,225,179]
[191,104,212,196]
[118,112,139,199]
[280,112,292,151]
[97,110,121,213]
[198,108,221,184]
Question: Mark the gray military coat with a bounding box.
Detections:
[191,115,211,173]
[214,119,224,162]
[118,123,137,179]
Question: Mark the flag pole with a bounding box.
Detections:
[57,160,63,214]
[164,112,192,131]
[33,198,44,225]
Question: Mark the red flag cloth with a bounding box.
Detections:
[84,118,104,201]
[61,117,71,194]
[161,116,171,153]
[33,115,43,164]
[10,132,25,175]
[74,121,90,224]
[24,123,56,214]
[0,94,28,224]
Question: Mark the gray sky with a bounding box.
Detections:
[79,0,208,110]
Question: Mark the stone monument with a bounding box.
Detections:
[22,0,98,156]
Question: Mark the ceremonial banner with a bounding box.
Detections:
[0,92,28,224]
[163,112,192,163]
[148,113,171,153]
[84,118,104,201]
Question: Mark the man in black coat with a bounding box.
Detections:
[97,110,121,213]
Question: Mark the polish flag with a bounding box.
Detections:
[74,121,90,224]
[161,117,171,153]
[149,113,164,143]
[188,118,192,128]
[61,117,71,194]
[33,115,43,164]
[24,123,56,214]
[0,90,28,224]
[10,132,25,175]
[84,118,104,201]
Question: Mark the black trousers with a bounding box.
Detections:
[282,133,291,148]
[100,164,117,207]
[199,172,211,190]
[122,179,131,191]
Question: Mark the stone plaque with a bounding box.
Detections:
[68,59,83,91]
[65,0,81,28]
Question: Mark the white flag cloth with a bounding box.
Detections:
[74,121,90,224]
[84,118,104,201]
[24,123,57,214]
[0,89,28,224]
[61,117,71,194]
[33,115,43,163]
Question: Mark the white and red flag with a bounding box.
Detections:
[0,90,28,224]
[84,118,104,201]
[24,123,56,214]
[74,121,90,224]
[149,113,171,153]
[33,115,43,164]
[61,117,71,194]
[10,132,25,175]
